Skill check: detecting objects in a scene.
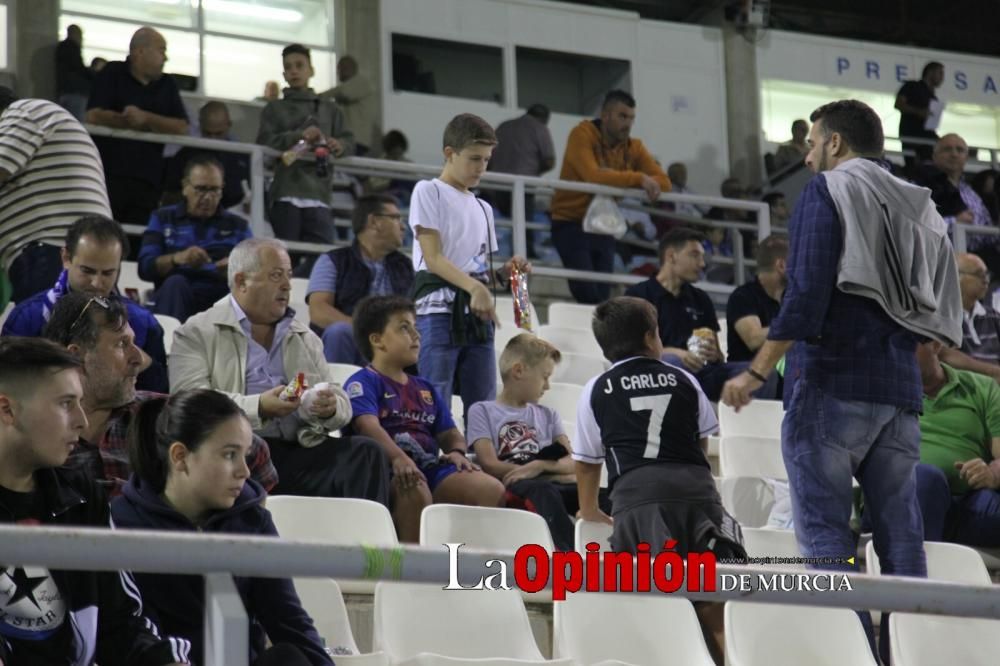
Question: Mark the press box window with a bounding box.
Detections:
[516,47,631,116]
[391,33,504,104]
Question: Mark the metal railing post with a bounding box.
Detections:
[249,147,269,238]
[511,179,528,259]
[204,572,248,666]
[732,231,746,285]
[953,224,968,254]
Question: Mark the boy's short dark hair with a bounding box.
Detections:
[760,191,785,207]
[442,113,497,152]
[755,234,789,271]
[0,337,83,399]
[592,297,659,363]
[65,215,131,259]
[658,227,705,262]
[602,89,636,110]
[44,291,130,351]
[353,295,416,361]
[809,99,884,157]
[352,193,399,235]
[282,43,311,62]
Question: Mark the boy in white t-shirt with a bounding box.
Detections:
[467,333,578,550]
[409,113,530,421]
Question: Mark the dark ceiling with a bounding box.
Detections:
[562,1,1000,58]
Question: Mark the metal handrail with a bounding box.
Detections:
[2,524,999,619]
[86,125,768,290]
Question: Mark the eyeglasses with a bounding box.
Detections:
[959,270,992,283]
[264,269,294,284]
[70,296,111,332]
[190,185,224,196]
[374,212,403,222]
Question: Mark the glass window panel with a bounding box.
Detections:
[203,0,332,48]
[61,0,195,29]
[391,33,503,104]
[516,47,631,116]
[761,78,1000,155]
[0,5,7,70]
[60,14,200,79]
[203,35,335,101]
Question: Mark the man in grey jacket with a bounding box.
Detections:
[169,238,389,505]
[257,44,355,247]
[722,99,961,663]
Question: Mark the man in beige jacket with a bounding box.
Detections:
[169,237,389,504]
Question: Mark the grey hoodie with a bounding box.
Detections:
[824,158,963,347]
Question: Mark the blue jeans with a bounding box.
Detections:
[320,321,366,365]
[783,381,925,663]
[909,463,1000,547]
[551,221,615,304]
[153,274,230,323]
[416,313,496,425]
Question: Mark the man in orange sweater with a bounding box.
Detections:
[550,89,671,304]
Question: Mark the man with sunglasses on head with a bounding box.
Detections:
[41,291,278,498]
[138,154,252,323]
[2,215,167,392]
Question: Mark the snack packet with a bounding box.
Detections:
[279,372,307,401]
[510,264,533,331]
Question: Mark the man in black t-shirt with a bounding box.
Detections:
[895,61,944,172]
[0,338,189,665]
[87,27,189,226]
[624,227,750,401]
[572,296,742,664]
[726,234,786,362]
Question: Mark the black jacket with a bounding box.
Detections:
[0,466,191,665]
[111,477,332,666]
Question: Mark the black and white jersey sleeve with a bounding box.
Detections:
[572,356,718,488]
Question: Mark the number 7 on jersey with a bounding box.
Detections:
[629,394,672,459]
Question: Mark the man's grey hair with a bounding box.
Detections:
[227,238,288,289]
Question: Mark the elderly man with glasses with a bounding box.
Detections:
[939,253,1000,383]
[138,154,252,322]
[168,237,391,506]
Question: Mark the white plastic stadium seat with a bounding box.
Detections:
[740,527,807,571]
[292,577,388,664]
[267,496,397,593]
[0,302,14,330]
[718,436,786,480]
[153,314,182,355]
[290,277,310,324]
[419,504,554,554]
[716,318,728,359]
[726,602,878,666]
[328,362,364,387]
[554,592,715,666]
[547,302,596,330]
[537,382,583,424]
[494,322,526,358]
[450,394,464,434]
[890,612,1000,666]
[117,260,155,304]
[550,352,608,386]
[715,476,776,529]
[374,582,573,665]
[537,324,603,357]
[718,400,784,438]
[574,519,613,555]
[865,540,990,584]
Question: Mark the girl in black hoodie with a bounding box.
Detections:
[110,389,333,666]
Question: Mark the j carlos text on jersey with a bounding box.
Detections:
[604,371,679,394]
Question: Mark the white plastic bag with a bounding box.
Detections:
[582,194,627,239]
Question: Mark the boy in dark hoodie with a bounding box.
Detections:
[257,43,355,247]
[0,337,190,666]
[111,389,334,666]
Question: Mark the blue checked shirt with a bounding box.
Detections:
[768,170,922,412]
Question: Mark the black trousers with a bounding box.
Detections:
[266,435,391,507]
[107,175,161,226]
[254,643,313,666]
[8,242,63,303]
